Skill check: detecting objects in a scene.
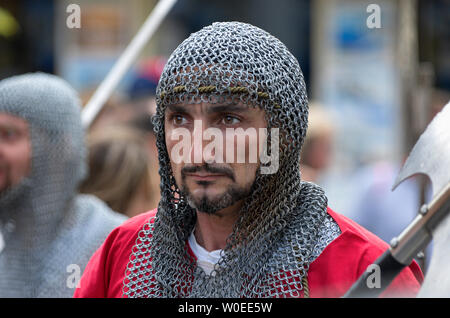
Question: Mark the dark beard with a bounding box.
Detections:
[182,183,252,215]
[180,163,254,214]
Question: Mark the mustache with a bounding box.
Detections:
[181,164,235,182]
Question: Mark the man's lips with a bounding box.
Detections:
[185,173,227,181]
[181,164,236,182]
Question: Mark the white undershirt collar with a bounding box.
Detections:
[188,231,223,276]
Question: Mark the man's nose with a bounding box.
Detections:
[189,119,223,165]
[189,119,206,164]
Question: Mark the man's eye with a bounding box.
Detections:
[173,115,187,125]
[222,115,240,125]
[0,128,18,140]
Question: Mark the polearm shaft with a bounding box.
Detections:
[82,0,177,128]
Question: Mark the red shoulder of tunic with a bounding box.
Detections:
[307,207,424,298]
[73,209,157,298]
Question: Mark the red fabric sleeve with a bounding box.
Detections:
[307,208,424,298]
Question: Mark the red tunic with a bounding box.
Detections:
[73,207,423,298]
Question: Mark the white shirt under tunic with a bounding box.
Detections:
[188,231,223,276]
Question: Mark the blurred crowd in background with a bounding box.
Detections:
[0,0,449,274]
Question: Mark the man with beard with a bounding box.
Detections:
[74,22,423,298]
[0,73,127,297]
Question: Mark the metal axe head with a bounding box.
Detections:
[392,101,450,197]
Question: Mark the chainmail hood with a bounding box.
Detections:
[123,22,340,298]
[0,73,127,297]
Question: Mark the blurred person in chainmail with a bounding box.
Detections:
[74,22,422,298]
[0,73,127,297]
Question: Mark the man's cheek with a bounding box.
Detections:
[170,162,182,183]
[234,164,257,184]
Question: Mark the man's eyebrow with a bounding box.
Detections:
[207,104,249,114]
[166,104,188,113]
[0,122,22,130]
[166,104,250,114]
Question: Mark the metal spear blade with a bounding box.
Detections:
[392,101,450,198]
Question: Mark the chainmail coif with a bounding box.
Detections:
[123,22,341,298]
[0,73,127,297]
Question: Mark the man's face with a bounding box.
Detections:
[165,102,267,215]
[0,113,31,193]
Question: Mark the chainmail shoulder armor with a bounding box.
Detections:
[36,195,127,297]
[311,213,341,262]
[0,73,127,297]
[123,22,340,298]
